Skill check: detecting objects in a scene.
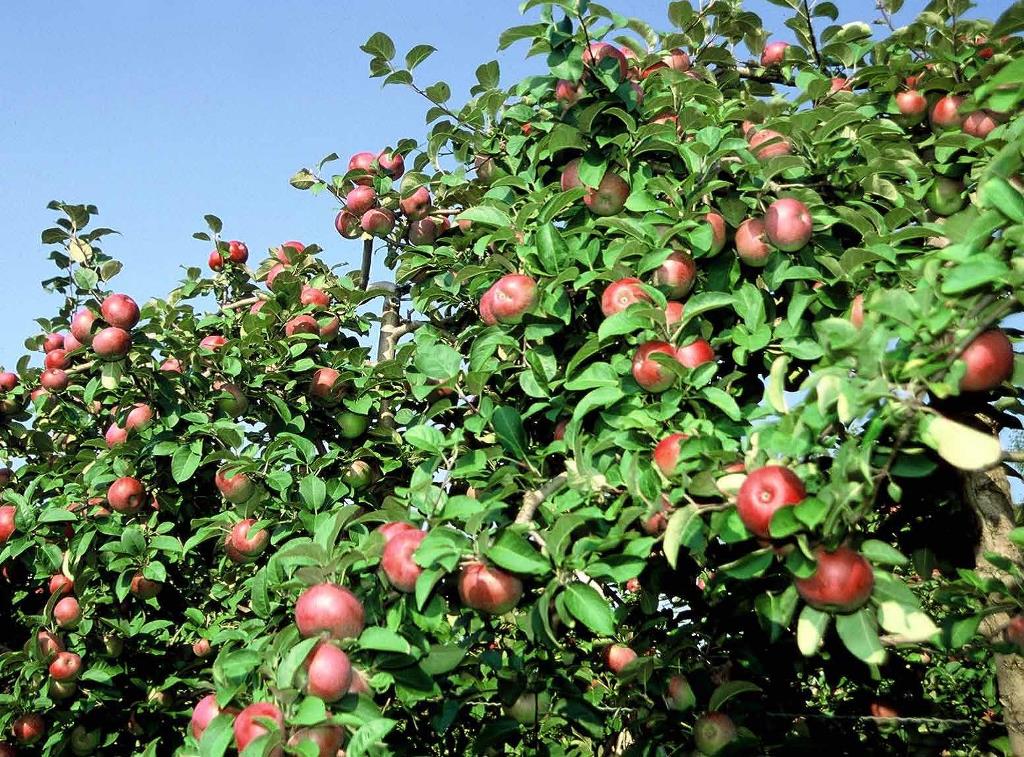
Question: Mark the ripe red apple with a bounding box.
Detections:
[662,47,691,71]
[896,90,928,121]
[583,172,630,216]
[748,128,792,160]
[377,150,405,179]
[665,674,695,711]
[554,79,583,107]
[215,467,255,503]
[335,209,362,239]
[582,42,627,80]
[400,186,431,220]
[105,422,127,448]
[12,714,45,745]
[736,465,806,538]
[295,583,366,639]
[108,476,146,514]
[348,151,376,186]
[377,521,418,545]
[277,240,306,262]
[192,694,228,740]
[192,639,212,657]
[694,712,737,755]
[925,176,965,216]
[642,495,672,535]
[92,327,131,359]
[963,110,1000,138]
[665,301,684,326]
[653,251,696,298]
[49,651,81,681]
[214,381,248,416]
[795,546,875,612]
[40,368,68,391]
[959,329,1014,392]
[407,218,441,245]
[43,333,65,352]
[506,692,551,725]
[160,357,183,373]
[479,288,497,326]
[603,644,637,675]
[735,217,772,266]
[54,596,81,628]
[300,286,330,308]
[35,630,64,659]
[125,403,153,431]
[765,198,813,252]
[651,112,678,128]
[705,212,727,254]
[44,349,70,370]
[761,41,790,67]
[209,250,225,271]
[361,207,396,237]
[225,519,269,563]
[130,572,162,599]
[601,278,651,317]
[285,315,319,338]
[49,573,74,596]
[850,294,865,328]
[653,432,689,476]
[287,725,346,757]
[676,338,714,369]
[488,274,537,324]
[265,263,287,289]
[303,641,353,701]
[345,185,377,215]
[632,341,678,392]
[101,293,140,330]
[70,308,97,345]
[200,335,227,352]
[228,240,248,263]
[0,372,17,391]
[930,94,965,129]
[234,702,285,756]
[309,368,344,405]
[829,77,851,93]
[1005,614,1024,650]
[458,561,523,614]
[381,528,426,593]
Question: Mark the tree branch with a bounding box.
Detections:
[515,473,568,525]
[359,238,373,291]
[801,0,823,69]
[221,296,266,312]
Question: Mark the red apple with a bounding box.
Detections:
[761,41,790,66]
[653,251,696,298]
[665,674,695,711]
[601,278,651,317]
[706,212,727,254]
[641,61,669,78]
[632,341,677,392]
[930,94,965,129]
[225,519,269,563]
[234,702,284,757]
[35,630,64,659]
[130,572,162,599]
[377,521,418,545]
[108,476,146,514]
[101,294,140,330]
[479,288,498,326]
[285,315,319,338]
[560,159,582,191]
[653,432,689,476]
[209,250,225,271]
[48,651,81,681]
[215,467,255,503]
[1005,614,1024,650]
[125,403,153,431]
[295,583,366,639]
[12,714,45,745]
[795,546,875,612]
[200,335,227,352]
[92,327,131,359]
[765,198,813,252]
[582,42,628,80]
[228,240,248,263]
[896,90,928,120]
[829,77,851,93]
[676,338,714,369]
[335,210,362,239]
[105,422,127,448]
[54,596,81,628]
[300,286,330,308]
[309,368,344,405]
[44,349,70,370]
[214,381,248,416]
[160,357,183,373]
[489,274,537,324]
[458,561,523,614]
[400,186,431,220]
[662,48,691,71]
[694,712,737,755]
[191,694,229,740]
[361,208,396,237]
[348,151,376,186]
[583,172,630,216]
[70,308,97,345]
[378,150,405,179]
[554,79,583,107]
[748,128,792,160]
[408,218,441,245]
[665,301,684,326]
[0,372,17,391]
[49,573,74,596]
[736,465,806,538]
[735,217,772,266]
[642,495,672,535]
[603,644,637,675]
[287,725,346,757]
[345,185,377,215]
[850,294,865,328]
[275,240,306,264]
[959,329,1014,392]
[381,528,426,593]
[303,641,353,702]
[192,639,212,658]
[43,333,65,352]
[40,369,68,391]
[963,110,1000,138]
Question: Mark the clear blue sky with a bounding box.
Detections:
[0,1,1005,367]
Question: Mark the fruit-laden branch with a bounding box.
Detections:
[515,473,568,525]
[221,296,267,312]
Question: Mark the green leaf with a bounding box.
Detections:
[198,712,235,757]
[360,32,396,60]
[718,548,773,578]
[663,505,701,569]
[405,424,445,454]
[564,362,618,391]
[767,355,789,413]
[346,718,398,757]
[980,176,1024,222]
[920,415,1002,471]
[492,406,528,459]
[275,637,318,690]
[859,540,909,566]
[708,680,762,711]
[171,446,201,484]
[701,387,742,421]
[877,601,939,643]
[420,644,467,675]
[359,627,414,655]
[797,605,830,656]
[486,530,550,576]
[536,223,569,273]
[835,608,887,665]
[456,206,512,228]
[405,44,437,70]
[563,582,615,636]
[299,475,327,510]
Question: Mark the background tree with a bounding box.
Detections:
[1,0,1024,755]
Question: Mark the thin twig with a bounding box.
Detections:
[515,473,568,525]
[801,0,823,69]
[221,296,266,312]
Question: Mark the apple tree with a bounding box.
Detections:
[2,0,1024,754]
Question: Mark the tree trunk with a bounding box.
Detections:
[963,466,1024,755]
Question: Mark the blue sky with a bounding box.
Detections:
[0,1,1007,366]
